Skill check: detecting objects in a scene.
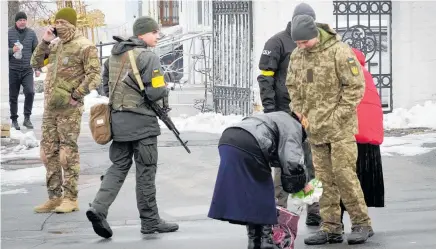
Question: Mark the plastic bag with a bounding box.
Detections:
[290,178,323,206]
[13,40,23,59]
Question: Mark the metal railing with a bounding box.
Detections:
[95,30,214,113]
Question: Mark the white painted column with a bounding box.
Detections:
[1,0,10,123]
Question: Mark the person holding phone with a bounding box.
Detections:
[31,7,101,214]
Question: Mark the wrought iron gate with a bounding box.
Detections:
[212,1,253,116]
[333,0,393,113]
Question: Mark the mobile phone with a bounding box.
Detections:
[52,28,57,37]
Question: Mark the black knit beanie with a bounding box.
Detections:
[133,16,159,36]
[15,12,27,22]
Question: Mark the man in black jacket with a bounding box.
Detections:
[257,3,321,226]
[8,12,40,130]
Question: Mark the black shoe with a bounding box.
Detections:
[11,120,20,130]
[141,219,179,234]
[86,207,113,238]
[259,225,275,249]
[246,225,261,249]
[304,230,343,245]
[347,226,374,245]
[23,117,33,129]
[306,212,321,226]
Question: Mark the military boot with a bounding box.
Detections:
[23,117,34,129]
[34,198,63,213]
[304,230,343,245]
[140,219,179,234]
[54,199,79,213]
[259,225,275,249]
[347,226,374,245]
[246,224,261,249]
[11,120,20,130]
[86,206,113,238]
[306,202,321,226]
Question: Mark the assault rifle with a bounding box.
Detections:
[144,95,191,154]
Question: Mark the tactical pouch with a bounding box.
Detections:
[49,86,71,108]
[89,103,112,145]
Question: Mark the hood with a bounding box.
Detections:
[110,36,148,55]
[308,23,340,53]
[286,21,292,34]
[352,48,366,66]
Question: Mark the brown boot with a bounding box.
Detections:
[54,199,79,213]
[34,198,63,213]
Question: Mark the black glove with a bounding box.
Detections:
[281,164,307,194]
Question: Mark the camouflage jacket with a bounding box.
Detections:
[286,23,365,145]
[31,34,101,110]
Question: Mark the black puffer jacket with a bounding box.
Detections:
[225,111,308,193]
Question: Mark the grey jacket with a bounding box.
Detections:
[227,111,306,176]
[103,36,169,142]
[8,26,39,71]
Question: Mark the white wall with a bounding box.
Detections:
[1,0,9,122]
[392,1,436,109]
[252,0,334,106]
[142,0,159,22]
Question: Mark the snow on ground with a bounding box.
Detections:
[164,113,243,134]
[383,100,436,129]
[381,133,436,157]
[1,129,45,194]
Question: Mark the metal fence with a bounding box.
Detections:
[211,0,254,116]
[333,0,393,113]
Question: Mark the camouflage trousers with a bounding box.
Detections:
[40,107,83,201]
[310,139,371,233]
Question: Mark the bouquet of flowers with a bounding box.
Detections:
[290,178,323,206]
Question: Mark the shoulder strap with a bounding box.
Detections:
[128,50,145,91]
[109,53,128,103]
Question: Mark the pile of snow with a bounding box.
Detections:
[163,113,244,134]
[384,101,436,130]
[0,129,40,164]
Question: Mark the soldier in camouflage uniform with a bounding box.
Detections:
[31,8,101,213]
[85,16,178,239]
[286,9,373,245]
[257,3,321,227]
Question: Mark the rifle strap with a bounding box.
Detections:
[128,50,145,91]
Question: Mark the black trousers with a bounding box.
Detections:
[91,138,161,225]
[9,68,35,120]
